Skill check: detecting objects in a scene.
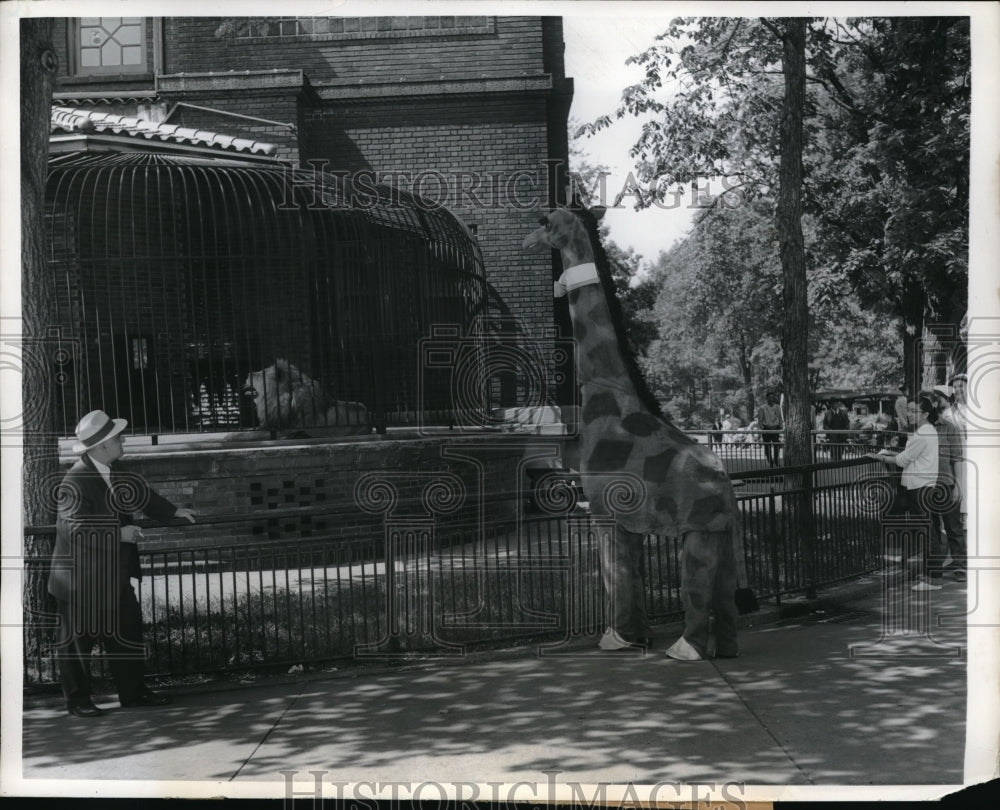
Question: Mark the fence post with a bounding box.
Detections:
[803,466,818,599]
[768,486,781,604]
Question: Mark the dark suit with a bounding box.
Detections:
[48,454,178,707]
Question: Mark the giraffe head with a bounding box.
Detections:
[521,205,606,265]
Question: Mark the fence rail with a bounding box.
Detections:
[22,457,886,687]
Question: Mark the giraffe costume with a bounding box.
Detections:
[522,204,756,660]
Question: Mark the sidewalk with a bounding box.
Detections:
[17,572,969,792]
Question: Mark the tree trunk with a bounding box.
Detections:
[737,334,754,422]
[776,19,810,468]
[21,18,59,662]
[900,277,925,395]
[776,19,817,597]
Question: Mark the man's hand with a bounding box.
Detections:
[174,507,197,524]
[121,525,143,543]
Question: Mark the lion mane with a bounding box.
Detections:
[243,359,370,436]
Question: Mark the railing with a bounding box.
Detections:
[687,429,908,470]
[21,456,885,687]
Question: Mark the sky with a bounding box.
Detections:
[562,13,698,268]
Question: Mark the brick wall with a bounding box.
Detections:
[93,435,549,551]
[306,94,557,342]
[163,16,546,82]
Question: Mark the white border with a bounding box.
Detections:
[2,0,998,803]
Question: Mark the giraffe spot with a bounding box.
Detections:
[586,342,620,372]
[688,493,725,526]
[654,494,680,519]
[621,412,663,436]
[587,301,609,323]
[684,452,722,483]
[582,391,620,423]
[587,439,634,471]
[643,447,679,483]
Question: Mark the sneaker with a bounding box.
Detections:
[911,580,943,592]
[883,554,903,564]
[951,570,967,582]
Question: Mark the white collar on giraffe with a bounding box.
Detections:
[553,262,599,298]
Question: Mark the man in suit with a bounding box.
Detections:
[48,410,197,717]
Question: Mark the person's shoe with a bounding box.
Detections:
[951,570,967,582]
[665,636,704,661]
[598,627,634,651]
[883,554,903,564]
[911,579,943,592]
[120,690,172,708]
[67,701,103,718]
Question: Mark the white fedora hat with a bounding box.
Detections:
[72,409,128,453]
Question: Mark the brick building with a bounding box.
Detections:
[50,14,574,418]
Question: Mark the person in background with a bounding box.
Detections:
[870,393,942,591]
[932,385,966,582]
[825,400,850,462]
[710,407,725,451]
[949,373,968,434]
[48,410,198,718]
[757,390,784,467]
[894,384,910,433]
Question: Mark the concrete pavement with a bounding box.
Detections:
[17,571,970,796]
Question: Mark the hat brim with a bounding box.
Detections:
[72,418,128,453]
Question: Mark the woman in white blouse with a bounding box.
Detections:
[871,393,943,591]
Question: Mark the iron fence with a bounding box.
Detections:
[687,429,908,470]
[22,457,885,687]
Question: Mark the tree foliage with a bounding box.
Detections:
[581,15,968,407]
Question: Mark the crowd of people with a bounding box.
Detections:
[706,377,969,593]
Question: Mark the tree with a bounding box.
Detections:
[20,17,59,650]
[771,17,811,468]
[646,198,783,424]
[579,16,969,406]
[806,18,970,389]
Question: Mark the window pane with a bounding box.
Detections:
[81,26,105,46]
[117,25,141,45]
[75,17,146,73]
[101,39,122,66]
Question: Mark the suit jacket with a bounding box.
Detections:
[48,454,178,607]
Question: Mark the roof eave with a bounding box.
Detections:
[48,133,291,165]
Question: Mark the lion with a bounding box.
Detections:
[239,359,370,437]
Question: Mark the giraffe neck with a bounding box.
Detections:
[567,282,641,397]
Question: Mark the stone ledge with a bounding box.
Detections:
[156,70,307,94]
[312,74,553,102]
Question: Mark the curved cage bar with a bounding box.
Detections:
[44,152,511,438]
